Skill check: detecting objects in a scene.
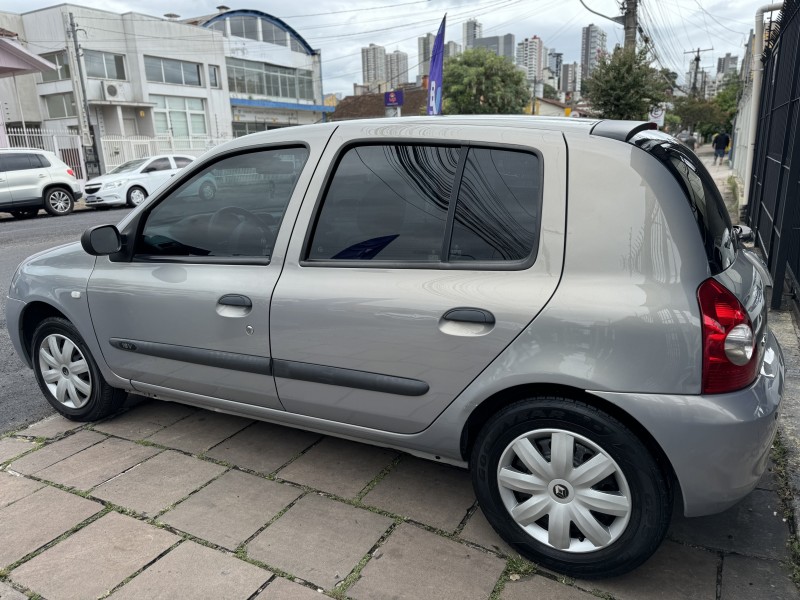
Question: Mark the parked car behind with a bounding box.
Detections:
[6,117,783,579]
[83,154,194,208]
[0,148,82,218]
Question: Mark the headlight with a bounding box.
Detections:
[103,180,127,190]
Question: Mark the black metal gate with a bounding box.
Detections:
[747,1,800,309]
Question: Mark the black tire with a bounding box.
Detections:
[11,208,39,219]
[43,187,74,216]
[31,317,126,421]
[126,186,147,207]
[471,397,672,579]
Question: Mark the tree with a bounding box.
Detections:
[713,75,741,132]
[672,96,724,136]
[442,48,529,114]
[543,83,559,100]
[581,48,668,119]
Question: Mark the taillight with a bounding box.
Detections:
[67,169,75,177]
[697,278,758,394]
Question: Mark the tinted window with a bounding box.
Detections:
[138,147,308,259]
[450,149,539,261]
[308,145,459,262]
[3,154,35,171]
[31,154,50,168]
[147,158,172,172]
[174,157,193,168]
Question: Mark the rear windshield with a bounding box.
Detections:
[631,131,735,274]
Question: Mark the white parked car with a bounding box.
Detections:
[83,155,194,208]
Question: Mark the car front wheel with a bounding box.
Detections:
[127,186,147,207]
[31,317,126,421]
[471,397,672,579]
[43,187,74,216]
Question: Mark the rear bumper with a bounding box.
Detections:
[592,328,784,517]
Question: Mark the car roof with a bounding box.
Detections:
[0,148,57,155]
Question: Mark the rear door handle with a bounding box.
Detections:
[442,307,495,325]
[218,294,252,308]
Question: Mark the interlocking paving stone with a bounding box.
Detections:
[205,422,321,475]
[0,581,27,600]
[11,512,178,600]
[277,437,397,499]
[362,456,475,531]
[256,577,324,599]
[93,450,226,516]
[669,490,789,560]
[247,494,392,589]
[349,523,506,600]
[0,471,44,509]
[94,401,196,440]
[160,469,301,549]
[34,437,160,491]
[720,554,798,600]
[459,507,517,556]
[109,540,270,600]
[146,410,253,454]
[575,541,718,600]
[502,576,596,600]
[0,438,34,463]
[8,430,106,475]
[21,415,83,438]
[0,486,101,568]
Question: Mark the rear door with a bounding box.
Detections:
[270,123,567,434]
[0,154,12,209]
[140,157,174,195]
[5,153,50,205]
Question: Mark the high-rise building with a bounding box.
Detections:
[418,33,436,80]
[561,61,581,96]
[362,43,387,88]
[445,40,462,59]
[581,24,607,80]
[386,50,409,88]
[547,50,563,88]
[516,36,546,81]
[474,34,515,62]
[463,18,483,49]
[716,53,739,76]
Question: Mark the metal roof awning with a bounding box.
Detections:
[0,37,55,77]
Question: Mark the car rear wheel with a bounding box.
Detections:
[127,186,147,207]
[471,397,672,579]
[31,317,126,421]
[43,187,74,216]
[11,208,39,219]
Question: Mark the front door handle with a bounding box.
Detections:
[442,307,495,325]
[218,294,252,308]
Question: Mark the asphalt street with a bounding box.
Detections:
[0,206,132,434]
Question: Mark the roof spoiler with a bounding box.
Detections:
[589,120,658,142]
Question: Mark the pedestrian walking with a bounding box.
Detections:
[713,131,730,165]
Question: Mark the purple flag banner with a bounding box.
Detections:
[427,14,446,115]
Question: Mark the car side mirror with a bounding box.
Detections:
[734,224,755,244]
[81,224,122,256]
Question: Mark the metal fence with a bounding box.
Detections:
[0,127,86,183]
[100,135,230,171]
[746,0,800,309]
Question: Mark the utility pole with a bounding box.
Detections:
[684,47,713,96]
[623,0,638,51]
[68,12,99,176]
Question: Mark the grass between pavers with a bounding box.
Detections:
[98,538,183,600]
[771,431,800,588]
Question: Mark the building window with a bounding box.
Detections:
[84,50,126,80]
[44,93,77,119]
[226,58,315,101]
[232,121,269,137]
[290,37,305,53]
[40,51,70,82]
[145,56,202,87]
[261,19,287,46]
[229,16,259,40]
[209,65,220,88]
[151,95,207,137]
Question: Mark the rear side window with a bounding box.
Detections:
[632,132,735,274]
[174,157,193,168]
[307,144,541,267]
[34,154,51,168]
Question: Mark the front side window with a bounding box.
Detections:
[146,158,172,172]
[307,144,541,266]
[138,147,309,260]
[40,51,70,82]
[84,50,126,80]
[1,154,37,171]
[44,93,77,119]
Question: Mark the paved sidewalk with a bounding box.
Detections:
[0,148,797,599]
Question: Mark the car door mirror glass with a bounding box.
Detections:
[81,224,122,255]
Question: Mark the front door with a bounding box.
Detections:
[86,143,317,408]
[270,124,567,434]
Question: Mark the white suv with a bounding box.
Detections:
[0,149,82,218]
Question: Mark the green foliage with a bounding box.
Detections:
[672,96,724,136]
[442,48,529,114]
[714,75,742,131]
[581,48,668,119]
[542,83,559,100]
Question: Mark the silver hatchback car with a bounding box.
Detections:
[6,117,783,578]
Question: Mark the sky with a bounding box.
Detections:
[1,0,765,96]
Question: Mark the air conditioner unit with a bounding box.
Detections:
[102,81,129,102]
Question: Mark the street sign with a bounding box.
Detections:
[384,90,404,107]
[648,105,665,127]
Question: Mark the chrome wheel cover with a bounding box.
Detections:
[48,190,72,213]
[130,188,146,205]
[38,334,92,409]
[497,428,632,553]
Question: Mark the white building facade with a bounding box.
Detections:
[580,23,607,80]
[516,36,546,82]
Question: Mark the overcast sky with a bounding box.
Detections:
[3,0,766,96]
